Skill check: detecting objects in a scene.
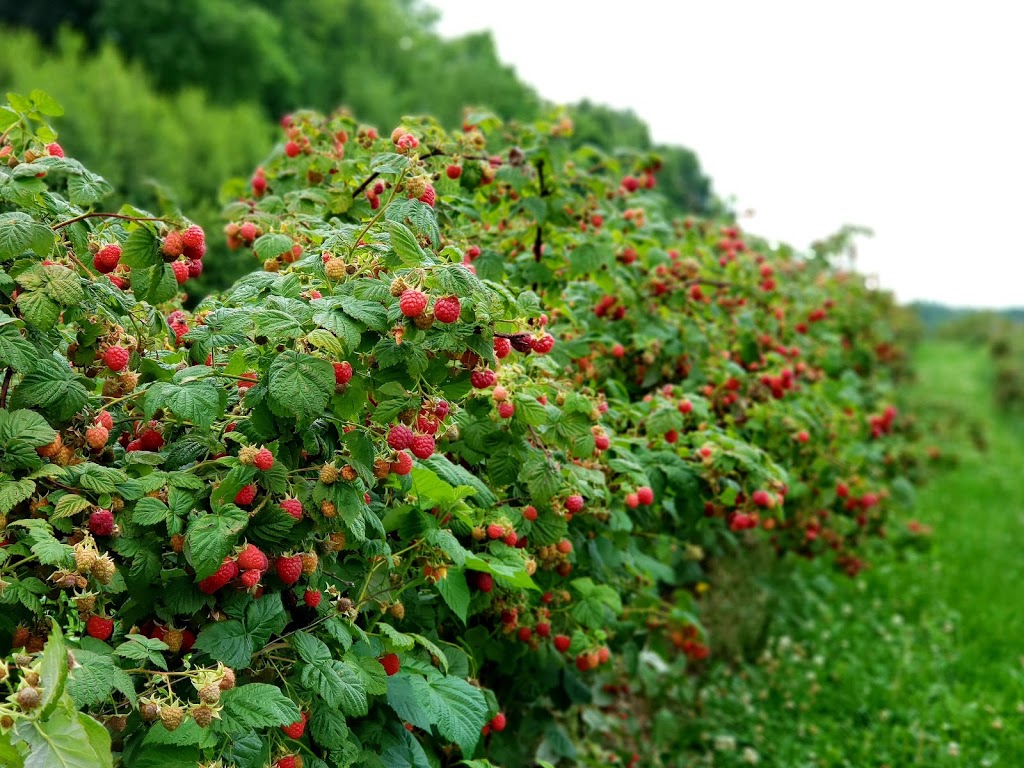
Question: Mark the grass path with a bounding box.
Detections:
[686,341,1024,766]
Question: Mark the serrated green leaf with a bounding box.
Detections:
[0,478,35,514]
[68,649,137,708]
[435,571,470,623]
[38,620,69,718]
[146,381,223,429]
[218,684,300,733]
[9,358,89,422]
[387,221,430,266]
[378,622,415,650]
[132,496,170,526]
[0,326,40,372]
[267,351,335,426]
[299,656,367,716]
[252,233,294,260]
[309,700,352,750]
[115,634,168,670]
[0,211,55,259]
[185,509,248,581]
[15,290,59,331]
[11,706,105,768]
[51,493,92,520]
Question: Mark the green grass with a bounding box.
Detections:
[683,341,1024,767]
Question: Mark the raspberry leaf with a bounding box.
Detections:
[216,684,300,733]
[185,508,248,580]
[266,350,334,426]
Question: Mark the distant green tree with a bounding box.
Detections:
[0,28,273,297]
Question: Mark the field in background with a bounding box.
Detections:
[678,341,1024,766]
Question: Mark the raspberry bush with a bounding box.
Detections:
[0,92,921,766]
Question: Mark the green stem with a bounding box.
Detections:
[51,212,170,231]
[347,168,408,260]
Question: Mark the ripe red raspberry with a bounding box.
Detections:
[252,173,267,197]
[486,524,504,540]
[86,615,114,641]
[494,337,511,359]
[410,434,435,460]
[678,399,693,414]
[181,224,205,250]
[379,653,401,676]
[446,164,462,179]
[199,557,239,594]
[239,222,257,242]
[92,244,122,274]
[237,543,269,572]
[284,141,301,158]
[46,142,64,158]
[275,555,303,585]
[391,450,413,476]
[557,539,572,554]
[280,498,303,520]
[95,411,114,431]
[387,424,414,450]
[497,402,514,419]
[139,429,164,452]
[433,296,461,324]
[333,361,353,386]
[303,589,322,608]
[564,495,584,514]
[170,319,189,343]
[89,508,115,536]
[621,175,640,192]
[416,412,439,435]
[395,133,419,150]
[240,569,262,589]
[553,635,571,653]
[752,490,774,508]
[531,333,556,355]
[399,290,428,317]
[253,447,274,471]
[187,259,203,278]
[433,400,450,419]
[275,757,298,768]
[465,245,481,261]
[103,346,130,372]
[475,572,494,593]
[234,484,258,506]
[85,425,109,450]
[594,433,610,451]
[281,711,308,739]
[171,260,189,284]
[523,505,538,522]
[636,486,654,505]
[161,231,184,258]
[471,369,496,389]
[535,621,551,638]
[126,439,142,452]
[625,493,640,509]
[490,712,507,732]
[417,184,436,207]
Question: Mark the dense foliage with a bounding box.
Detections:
[0,92,919,767]
[0,1,715,298]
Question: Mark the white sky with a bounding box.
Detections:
[432,0,1023,308]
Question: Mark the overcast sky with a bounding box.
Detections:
[431,1,1022,308]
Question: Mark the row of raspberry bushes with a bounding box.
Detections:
[0,93,920,767]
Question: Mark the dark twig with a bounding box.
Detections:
[0,368,12,409]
